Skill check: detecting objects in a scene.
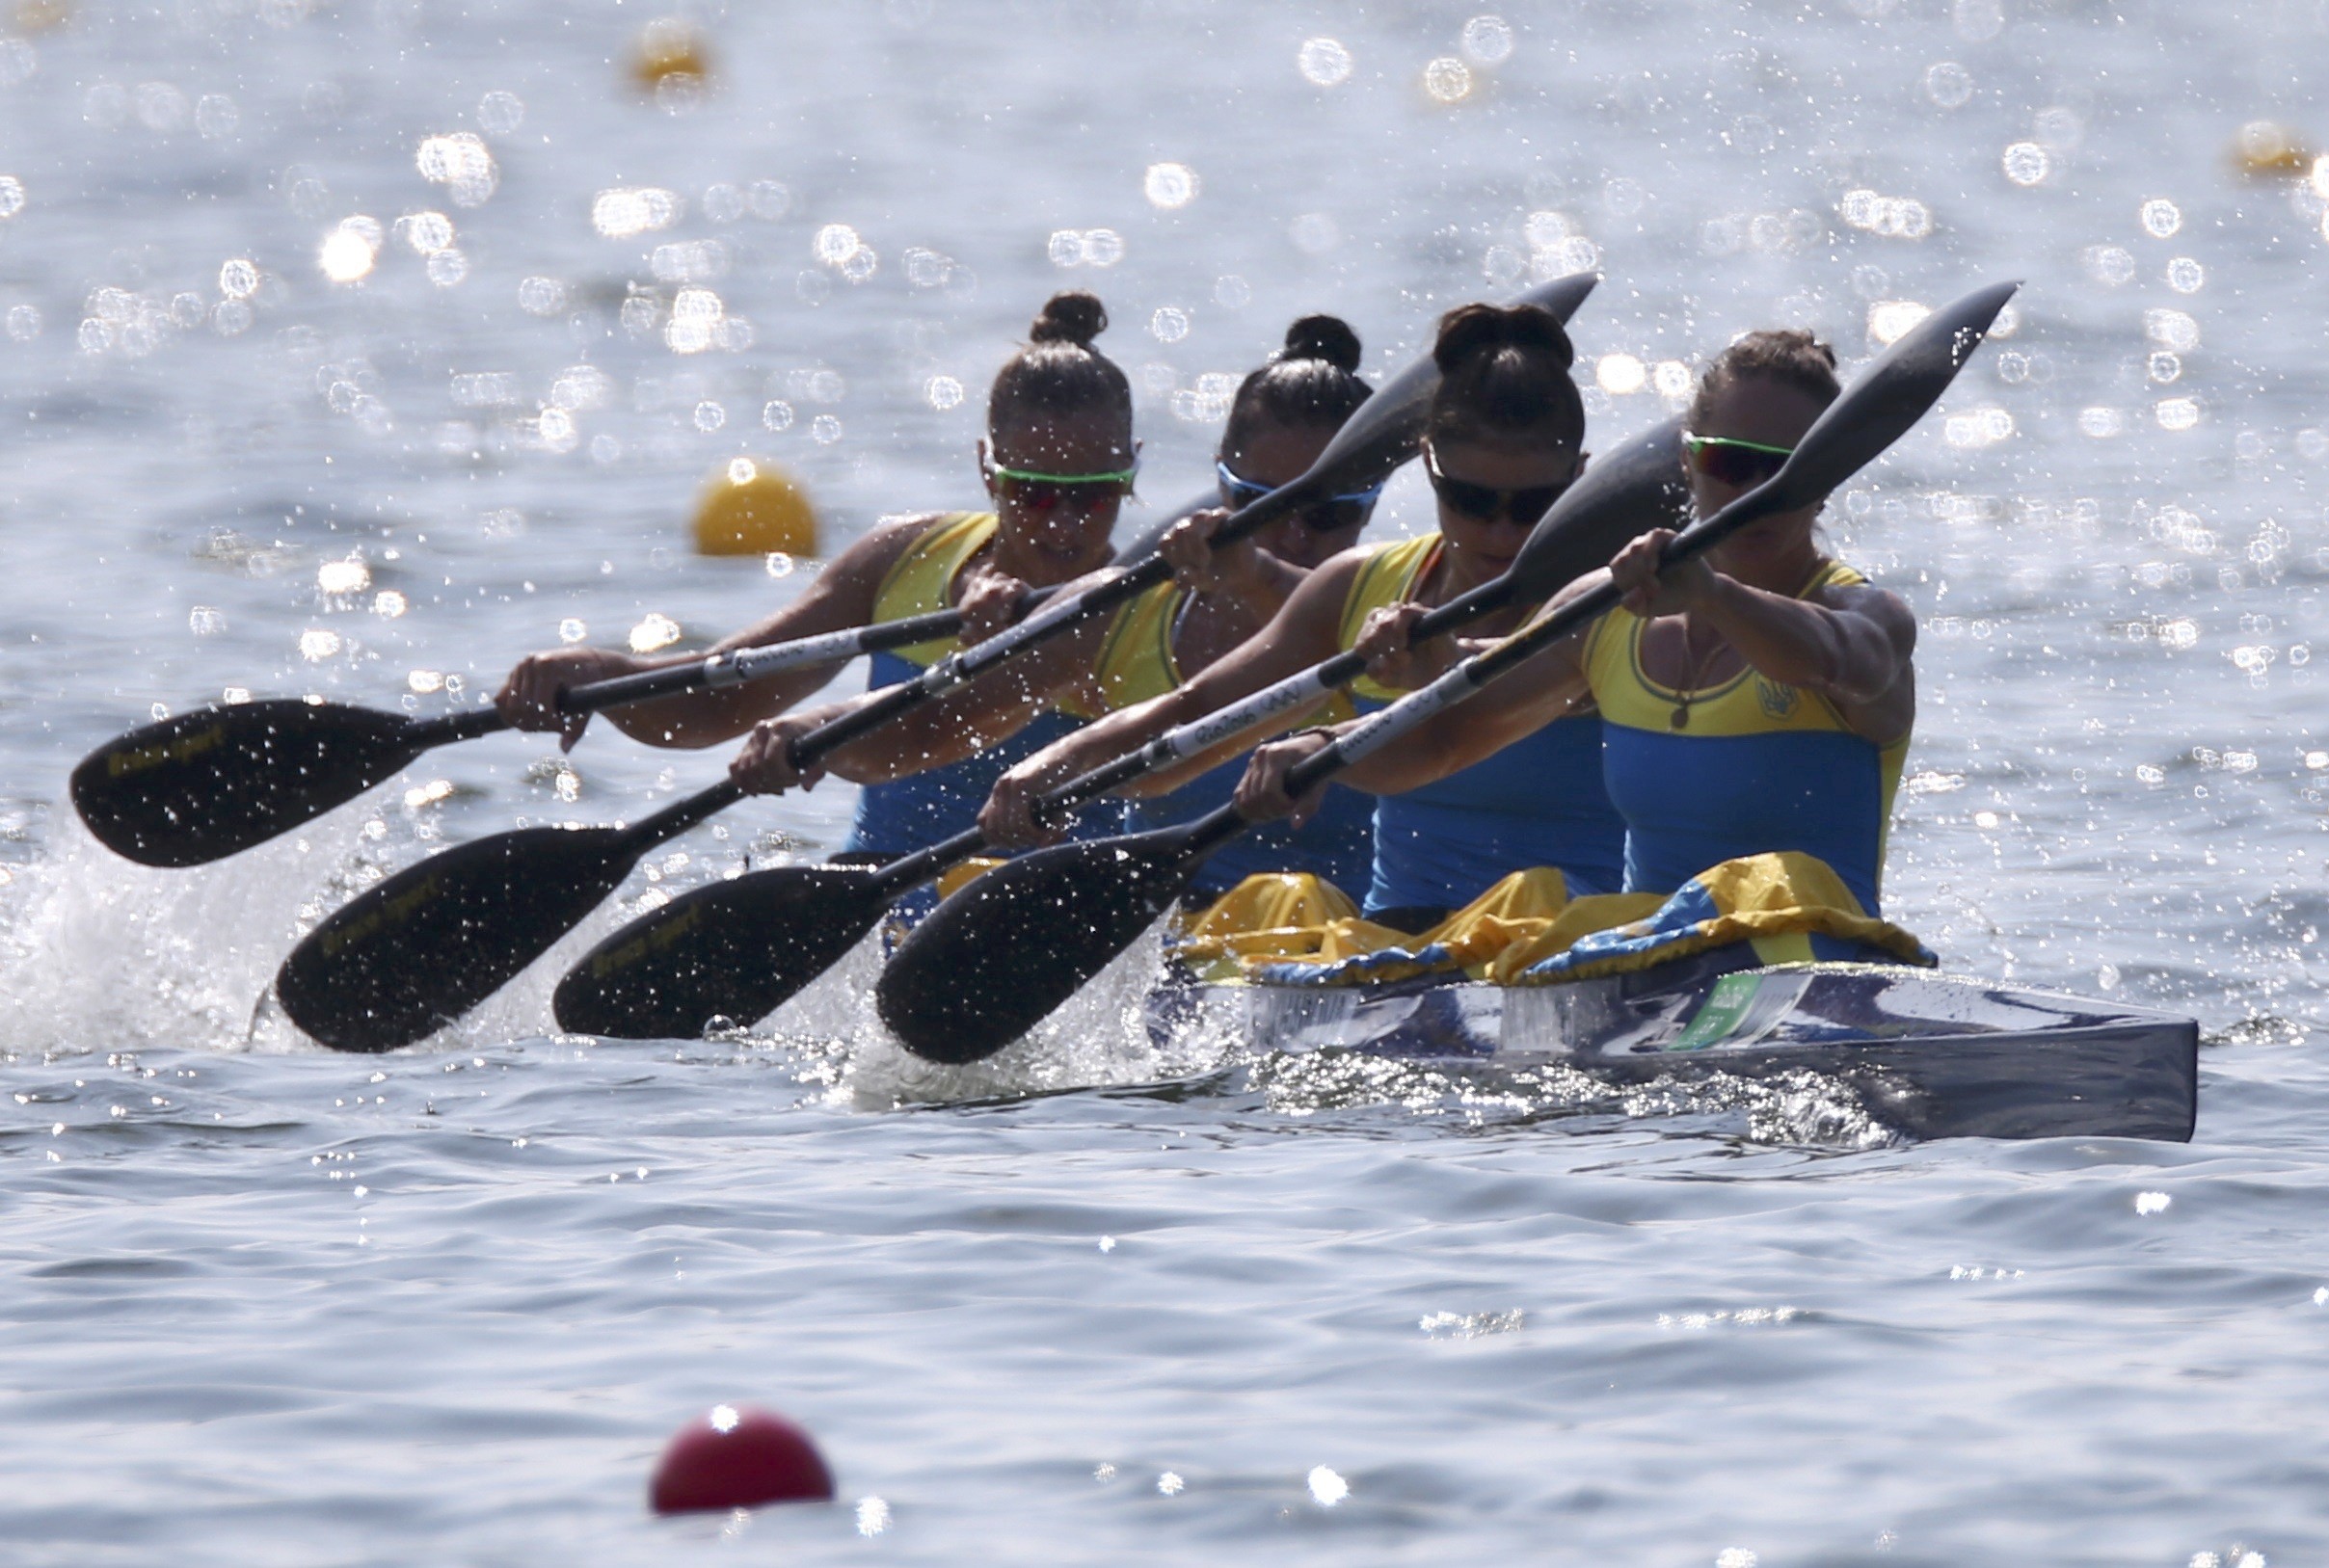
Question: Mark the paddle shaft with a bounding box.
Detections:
[1057,574,1515,802]
[414,471,1356,864]
[1166,478,1819,865]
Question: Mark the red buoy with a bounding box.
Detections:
[650,1404,836,1514]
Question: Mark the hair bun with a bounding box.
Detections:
[1277,313,1362,374]
[1432,302,1575,378]
[1030,290,1109,347]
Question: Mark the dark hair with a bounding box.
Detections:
[1222,314,1372,456]
[1689,329,1841,427]
[988,291,1133,439]
[1426,302,1583,451]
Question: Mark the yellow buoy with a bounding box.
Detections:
[692,458,818,558]
[628,17,713,99]
[2234,120,2315,176]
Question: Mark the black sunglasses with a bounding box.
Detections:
[1217,461,1381,534]
[1424,446,1569,526]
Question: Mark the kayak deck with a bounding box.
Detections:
[1147,955,2198,1142]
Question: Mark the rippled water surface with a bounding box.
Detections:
[6,1,2329,1561]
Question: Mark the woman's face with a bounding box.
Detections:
[983,408,1136,578]
[1221,419,1371,572]
[1687,374,1829,571]
[1427,436,1582,575]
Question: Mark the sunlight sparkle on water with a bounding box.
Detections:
[1297,37,1352,87]
[2082,245,2135,285]
[1923,61,1973,108]
[1839,189,1933,239]
[1460,15,1513,65]
[1866,300,1930,346]
[1143,162,1197,209]
[316,559,370,596]
[1307,1465,1349,1505]
[591,188,681,239]
[2141,198,2182,238]
[1423,57,1474,103]
[1596,354,1646,395]
[2145,308,2201,352]
[318,221,379,283]
[2001,143,2048,186]
[415,133,495,207]
[628,613,682,653]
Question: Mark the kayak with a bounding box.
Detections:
[1143,951,2199,1142]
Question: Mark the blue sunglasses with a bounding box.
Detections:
[1217,460,1383,534]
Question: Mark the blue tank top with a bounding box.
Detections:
[1581,559,1910,915]
[1340,535,1627,914]
[842,512,1113,857]
[1095,579,1375,899]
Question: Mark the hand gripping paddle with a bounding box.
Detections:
[68,497,1214,870]
[872,280,2022,1065]
[549,416,1689,1039]
[272,272,1601,1051]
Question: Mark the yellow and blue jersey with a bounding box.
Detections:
[1581,558,1909,915]
[843,512,1109,857]
[1093,579,1374,900]
[1341,534,1626,916]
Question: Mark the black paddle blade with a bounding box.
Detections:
[1769,280,2021,513]
[1504,415,1691,605]
[876,826,1202,1064]
[277,827,637,1051]
[70,700,422,867]
[552,866,896,1039]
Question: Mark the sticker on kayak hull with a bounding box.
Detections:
[1668,970,1812,1051]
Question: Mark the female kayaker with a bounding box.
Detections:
[729,314,1382,900]
[493,289,1138,859]
[1236,328,1915,917]
[979,300,1625,933]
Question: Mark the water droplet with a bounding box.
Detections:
[2140,197,2182,238]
